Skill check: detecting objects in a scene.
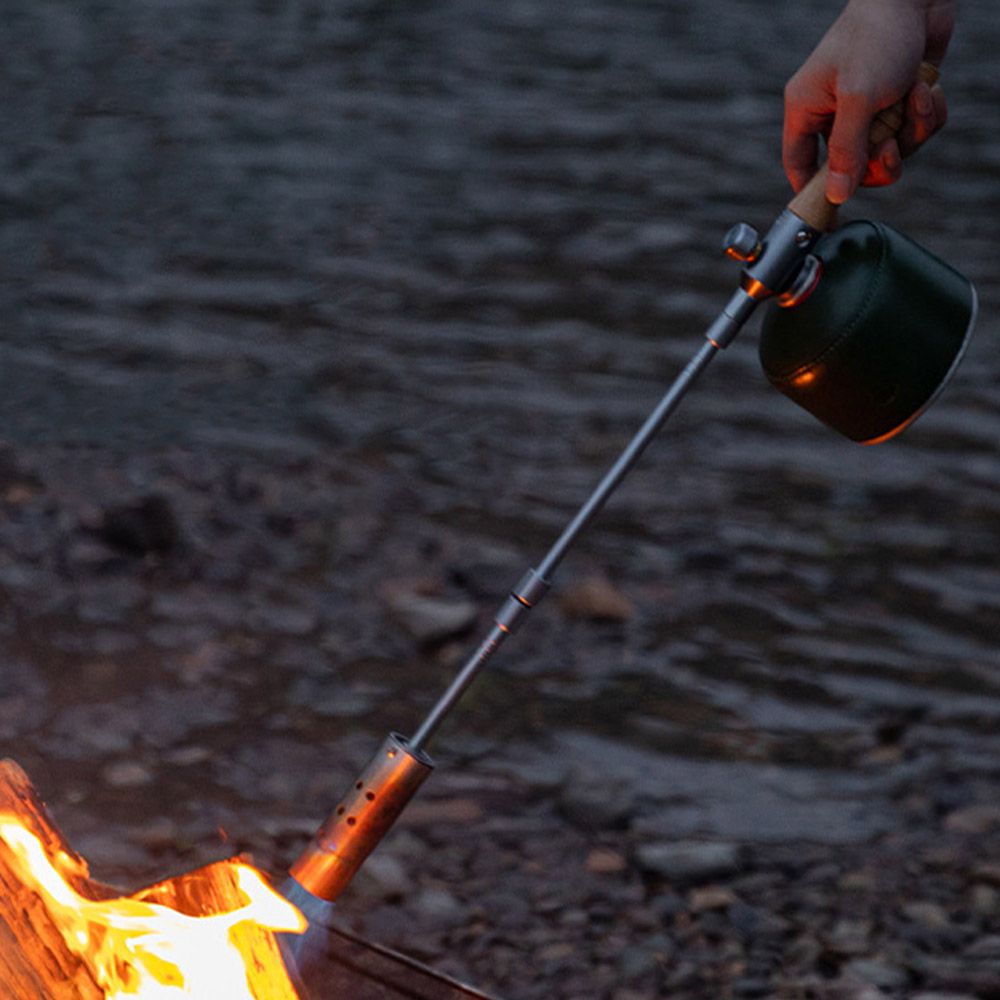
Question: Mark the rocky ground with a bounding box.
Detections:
[2,1,1000,998]
[3,444,1000,1000]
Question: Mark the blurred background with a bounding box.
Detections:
[1,1,998,997]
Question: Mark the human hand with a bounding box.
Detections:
[783,0,954,204]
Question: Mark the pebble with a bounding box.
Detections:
[102,760,155,788]
[650,890,687,922]
[450,546,525,600]
[973,863,1000,887]
[944,804,1000,834]
[559,908,589,929]
[62,537,122,573]
[971,884,999,915]
[97,494,179,555]
[537,941,576,964]
[355,852,415,900]
[147,622,217,650]
[558,771,636,830]
[842,958,909,991]
[163,745,213,766]
[911,994,980,1000]
[75,580,144,625]
[826,918,874,957]
[246,602,319,637]
[688,885,737,912]
[383,586,478,646]
[585,848,628,875]
[902,901,952,929]
[727,901,764,939]
[634,840,743,883]
[151,592,244,627]
[839,869,878,892]
[51,702,138,757]
[411,887,469,929]
[0,564,46,592]
[558,574,635,623]
[287,675,375,718]
[177,641,232,686]
[616,944,658,981]
[964,935,1000,959]
[833,982,889,1000]
[130,816,180,852]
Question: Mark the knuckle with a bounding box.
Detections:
[783,74,802,101]
[826,142,864,172]
[833,85,873,111]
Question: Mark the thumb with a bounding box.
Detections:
[824,91,874,204]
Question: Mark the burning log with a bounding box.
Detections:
[0,759,106,998]
[0,759,302,999]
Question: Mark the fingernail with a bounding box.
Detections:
[827,170,855,205]
[790,172,810,194]
[882,146,901,172]
[915,84,933,116]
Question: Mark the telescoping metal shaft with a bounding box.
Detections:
[410,331,722,753]
[409,281,765,754]
[401,211,819,757]
[289,204,826,904]
[289,280,774,905]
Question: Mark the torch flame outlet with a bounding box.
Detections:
[290,733,434,903]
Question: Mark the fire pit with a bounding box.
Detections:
[0,759,495,999]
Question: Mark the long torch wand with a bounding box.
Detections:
[285,199,819,909]
[278,64,965,988]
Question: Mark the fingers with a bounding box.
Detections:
[860,137,903,187]
[824,89,875,204]
[825,80,947,195]
[783,126,821,195]
[897,81,947,158]
[853,81,947,188]
[782,60,949,200]
[782,75,829,193]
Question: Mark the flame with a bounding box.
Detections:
[0,812,306,999]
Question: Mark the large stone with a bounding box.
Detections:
[842,958,909,991]
[634,840,743,884]
[556,731,896,846]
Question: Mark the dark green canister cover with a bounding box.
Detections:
[759,220,976,443]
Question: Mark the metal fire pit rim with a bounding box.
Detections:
[316,913,501,1000]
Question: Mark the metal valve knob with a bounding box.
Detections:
[723,223,762,264]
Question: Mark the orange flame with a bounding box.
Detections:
[0,812,306,999]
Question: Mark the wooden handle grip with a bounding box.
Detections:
[787,61,940,232]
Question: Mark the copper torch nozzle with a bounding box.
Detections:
[290,733,434,903]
